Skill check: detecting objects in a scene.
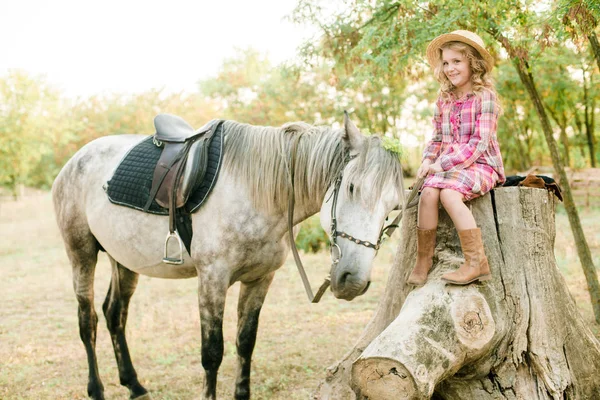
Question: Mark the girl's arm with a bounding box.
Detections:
[438,90,498,171]
[422,100,443,162]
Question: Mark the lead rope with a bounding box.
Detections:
[380,175,424,239]
[287,164,331,303]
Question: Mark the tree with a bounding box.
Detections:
[561,0,600,70]
[495,62,545,169]
[0,70,64,195]
[560,0,599,167]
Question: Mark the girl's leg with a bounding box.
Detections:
[438,189,476,230]
[407,187,440,286]
[417,187,441,229]
[439,189,491,284]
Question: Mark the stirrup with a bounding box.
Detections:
[163,231,184,265]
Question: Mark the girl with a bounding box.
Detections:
[407,30,505,286]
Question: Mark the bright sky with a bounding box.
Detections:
[0,0,312,98]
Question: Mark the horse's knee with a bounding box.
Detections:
[237,308,261,357]
[102,296,122,332]
[77,303,98,342]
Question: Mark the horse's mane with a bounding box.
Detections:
[222,120,404,213]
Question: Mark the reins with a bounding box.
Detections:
[287,146,424,303]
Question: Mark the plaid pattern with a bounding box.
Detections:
[422,90,506,200]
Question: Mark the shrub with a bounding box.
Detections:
[295,215,329,253]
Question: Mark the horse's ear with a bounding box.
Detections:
[343,111,365,152]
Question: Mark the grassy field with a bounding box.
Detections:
[1,190,598,399]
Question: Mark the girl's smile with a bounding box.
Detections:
[442,48,473,95]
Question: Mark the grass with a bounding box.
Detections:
[0,190,599,399]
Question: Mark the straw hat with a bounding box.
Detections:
[426,30,494,71]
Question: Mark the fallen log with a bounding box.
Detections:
[316,186,600,399]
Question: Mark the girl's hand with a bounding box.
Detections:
[429,160,443,173]
[416,160,432,179]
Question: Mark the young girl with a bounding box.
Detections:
[407,30,505,286]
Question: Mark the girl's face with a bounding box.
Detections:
[441,48,473,93]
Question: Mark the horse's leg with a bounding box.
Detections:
[65,234,105,399]
[234,273,275,400]
[198,268,230,400]
[102,257,149,399]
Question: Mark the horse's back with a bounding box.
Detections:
[53,134,146,195]
[52,134,147,233]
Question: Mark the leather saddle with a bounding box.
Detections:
[144,114,219,265]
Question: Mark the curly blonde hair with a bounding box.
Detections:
[433,41,497,103]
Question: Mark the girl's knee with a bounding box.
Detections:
[439,189,464,207]
[420,187,440,205]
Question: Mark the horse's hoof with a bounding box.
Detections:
[132,394,152,400]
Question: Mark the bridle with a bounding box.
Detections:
[327,155,399,262]
[287,151,422,303]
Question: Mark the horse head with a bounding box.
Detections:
[320,114,404,301]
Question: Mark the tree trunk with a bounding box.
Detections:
[315,187,600,399]
[583,73,596,168]
[546,107,571,168]
[487,25,600,322]
[589,33,600,72]
[512,56,600,322]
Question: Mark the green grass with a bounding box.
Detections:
[0,190,598,399]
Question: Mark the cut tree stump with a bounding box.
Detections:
[315,187,600,399]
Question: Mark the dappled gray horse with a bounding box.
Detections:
[52,114,404,400]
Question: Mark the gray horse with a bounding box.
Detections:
[51,114,404,399]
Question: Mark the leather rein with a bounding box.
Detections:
[287,151,423,303]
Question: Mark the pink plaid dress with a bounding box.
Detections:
[422,90,505,200]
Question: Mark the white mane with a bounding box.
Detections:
[221,120,404,213]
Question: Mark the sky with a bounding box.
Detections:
[1,0,313,98]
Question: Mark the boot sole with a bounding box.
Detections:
[442,274,491,285]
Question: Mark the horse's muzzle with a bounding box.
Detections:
[331,271,371,301]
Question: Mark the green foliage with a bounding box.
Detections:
[2,0,599,193]
[380,136,403,159]
[295,215,329,253]
[0,71,67,194]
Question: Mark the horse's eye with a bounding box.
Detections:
[349,183,355,194]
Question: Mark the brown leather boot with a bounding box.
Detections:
[407,228,437,286]
[442,228,491,285]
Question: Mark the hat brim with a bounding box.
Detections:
[426,33,494,71]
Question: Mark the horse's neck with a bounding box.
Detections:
[292,202,322,224]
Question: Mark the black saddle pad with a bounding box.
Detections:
[106,121,225,214]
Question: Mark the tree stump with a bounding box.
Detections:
[315,187,600,399]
